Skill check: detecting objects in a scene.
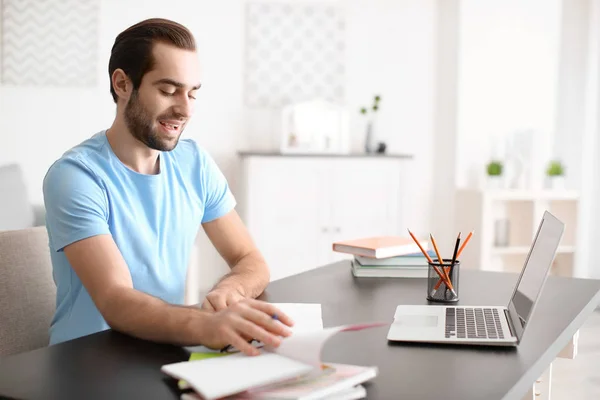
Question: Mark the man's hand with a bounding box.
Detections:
[201,286,246,312]
[201,299,295,356]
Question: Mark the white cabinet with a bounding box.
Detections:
[238,154,410,281]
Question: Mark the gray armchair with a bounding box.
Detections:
[0,164,46,231]
[0,226,56,356]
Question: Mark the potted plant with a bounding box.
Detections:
[486,160,504,189]
[546,160,565,190]
[360,95,381,153]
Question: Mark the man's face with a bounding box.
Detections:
[124,42,201,151]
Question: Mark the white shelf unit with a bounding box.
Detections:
[454,189,580,277]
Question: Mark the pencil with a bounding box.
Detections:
[456,230,474,258]
[430,234,456,295]
[407,229,451,289]
[433,230,473,291]
[407,229,434,263]
[448,232,461,281]
[429,234,445,266]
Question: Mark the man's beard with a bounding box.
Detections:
[124,90,182,151]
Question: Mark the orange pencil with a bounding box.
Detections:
[429,234,445,265]
[456,230,474,258]
[430,234,455,294]
[407,229,434,264]
[407,229,454,291]
[433,230,474,291]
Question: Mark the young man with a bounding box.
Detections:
[42,18,292,355]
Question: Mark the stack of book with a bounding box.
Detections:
[162,323,381,400]
[332,236,436,278]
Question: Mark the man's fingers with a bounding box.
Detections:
[207,294,228,312]
[240,333,253,342]
[224,328,260,356]
[201,299,215,312]
[238,304,293,338]
[225,291,245,307]
[235,318,282,348]
[244,299,295,330]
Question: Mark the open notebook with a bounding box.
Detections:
[161,321,383,400]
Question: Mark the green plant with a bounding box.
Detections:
[360,95,381,115]
[486,160,503,176]
[546,160,564,176]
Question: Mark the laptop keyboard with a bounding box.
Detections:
[445,307,505,339]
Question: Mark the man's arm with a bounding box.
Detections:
[64,234,212,345]
[201,209,270,311]
[63,234,290,353]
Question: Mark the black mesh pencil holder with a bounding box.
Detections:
[426,258,460,303]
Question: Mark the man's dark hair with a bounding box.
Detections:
[108,18,196,103]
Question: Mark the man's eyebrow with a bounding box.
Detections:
[153,78,201,90]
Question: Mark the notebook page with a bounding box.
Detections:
[271,303,323,333]
[268,323,386,368]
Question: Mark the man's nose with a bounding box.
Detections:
[174,95,193,119]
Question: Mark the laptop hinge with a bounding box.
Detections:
[504,309,515,338]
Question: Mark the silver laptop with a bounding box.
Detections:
[387,210,564,346]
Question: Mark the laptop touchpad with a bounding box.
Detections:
[395,315,438,328]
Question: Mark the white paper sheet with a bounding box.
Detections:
[271,303,323,333]
[269,323,386,368]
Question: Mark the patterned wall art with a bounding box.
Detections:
[244,1,346,108]
[0,0,99,86]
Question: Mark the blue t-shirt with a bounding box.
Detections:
[43,131,236,345]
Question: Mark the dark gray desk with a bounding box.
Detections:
[1,261,599,400]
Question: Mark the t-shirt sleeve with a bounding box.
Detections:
[197,146,237,223]
[43,157,111,252]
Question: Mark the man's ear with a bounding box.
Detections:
[112,69,132,102]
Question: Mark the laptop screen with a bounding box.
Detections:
[508,211,564,337]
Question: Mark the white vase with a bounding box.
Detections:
[486,176,504,190]
[364,119,374,153]
[547,176,565,190]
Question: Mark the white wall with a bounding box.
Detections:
[430,0,459,253]
[554,0,590,192]
[455,0,563,189]
[577,0,600,279]
[1,0,594,287]
[0,0,437,299]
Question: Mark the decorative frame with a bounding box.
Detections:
[280,99,349,154]
[244,1,346,108]
[0,0,99,86]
